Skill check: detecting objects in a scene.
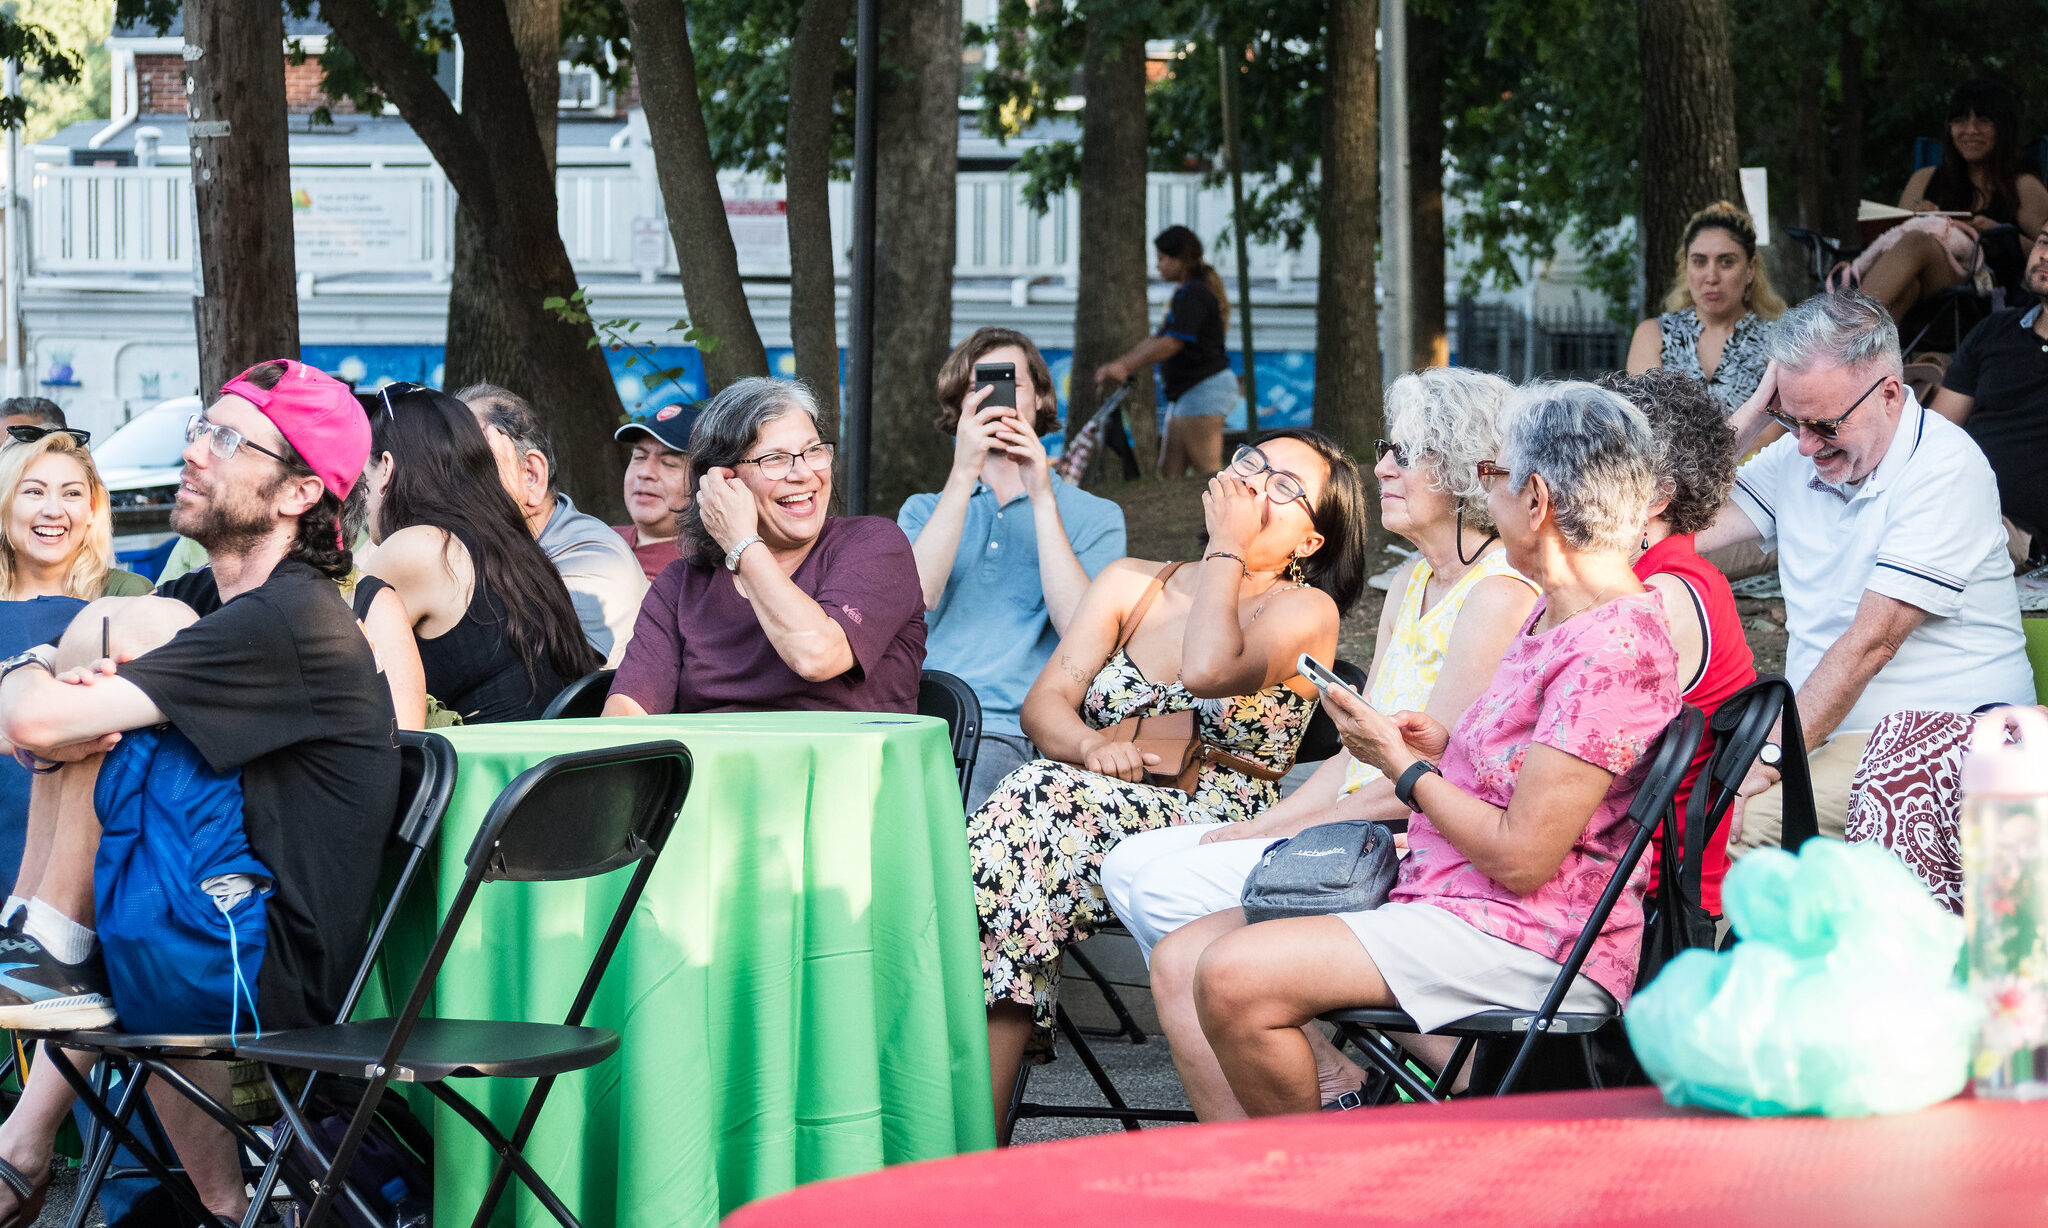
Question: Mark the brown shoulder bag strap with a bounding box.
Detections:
[1113,561,1186,655]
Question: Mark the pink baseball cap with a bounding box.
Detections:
[218,359,372,499]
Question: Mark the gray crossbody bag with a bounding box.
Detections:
[1239,819,1399,923]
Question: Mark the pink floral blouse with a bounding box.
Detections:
[1388,591,1681,1005]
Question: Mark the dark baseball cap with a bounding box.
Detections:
[614,401,700,452]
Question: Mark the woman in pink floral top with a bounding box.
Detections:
[1159,382,1681,1119]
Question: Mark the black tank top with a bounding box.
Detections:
[413,527,568,723]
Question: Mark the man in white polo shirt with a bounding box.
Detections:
[1697,290,2035,851]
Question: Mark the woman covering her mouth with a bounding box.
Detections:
[605,377,927,715]
[0,431,152,880]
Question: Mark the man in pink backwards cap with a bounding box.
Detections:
[0,360,400,1224]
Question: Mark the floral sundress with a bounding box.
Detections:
[970,648,1316,1038]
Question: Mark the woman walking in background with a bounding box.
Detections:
[1095,226,1239,477]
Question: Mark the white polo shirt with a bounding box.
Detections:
[1729,389,2035,735]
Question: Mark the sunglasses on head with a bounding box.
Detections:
[362,381,431,420]
[1763,375,1888,441]
[6,425,90,446]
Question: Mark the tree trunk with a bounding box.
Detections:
[1407,10,1447,371]
[866,0,960,512]
[1635,0,1742,305]
[185,0,298,395]
[786,0,851,427]
[1314,0,1382,492]
[1834,21,1865,240]
[1071,14,1155,476]
[618,0,770,392]
[445,0,561,396]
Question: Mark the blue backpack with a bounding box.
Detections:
[93,726,272,1036]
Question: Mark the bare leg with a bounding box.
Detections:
[1160,419,1191,478]
[987,1002,1033,1143]
[1186,415,1226,476]
[0,1044,94,1217]
[1153,910,1253,1120]
[1858,230,1965,323]
[148,1060,250,1221]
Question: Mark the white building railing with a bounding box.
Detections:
[27,158,1319,289]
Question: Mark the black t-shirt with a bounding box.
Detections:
[1156,277,1232,402]
[1943,305,2048,536]
[121,561,400,1031]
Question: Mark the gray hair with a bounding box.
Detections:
[0,397,65,428]
[681,377,826,567]
[1763,290,1902,378]
[1498,381,1658,555]
[1385,367,1515,531]
[455,382,559,494]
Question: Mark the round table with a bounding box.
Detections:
[724,1087,2048,1227]
[372,713,995,1228]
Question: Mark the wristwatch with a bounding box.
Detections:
[0,646,56,687]
[1758,742,1784,769]
[723,534,763,572]
[1394,759,1441,809]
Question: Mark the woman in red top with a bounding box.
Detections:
[1607,370,1757,915]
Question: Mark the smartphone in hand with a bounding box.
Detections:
[973,361,1018,412]
[1296,654,1365,703]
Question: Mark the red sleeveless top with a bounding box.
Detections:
[1634,533,1757,914]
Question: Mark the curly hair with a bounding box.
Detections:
[1597,369,1737,537]
[1662,200,1787,321]
[933,328,1061,436]
[1384,367,1515,531]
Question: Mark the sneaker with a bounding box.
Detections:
[0,929,117,1030]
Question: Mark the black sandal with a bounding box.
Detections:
[0,1154,49,1228]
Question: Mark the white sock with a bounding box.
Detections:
[1,896,24,927]
[23,897,95,965]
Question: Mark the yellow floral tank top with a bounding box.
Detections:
[1341,547,1535,794]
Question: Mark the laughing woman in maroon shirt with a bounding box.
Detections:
[605,378,926,715]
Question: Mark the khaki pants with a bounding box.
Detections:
[1728,730,1871,856]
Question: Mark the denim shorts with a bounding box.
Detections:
[1162,368,1240,420]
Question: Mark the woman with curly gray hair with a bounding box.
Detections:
[1605,369,1757,916]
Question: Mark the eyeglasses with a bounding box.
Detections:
[1373,439,1421,469]
[1763,375,1887,441]
[185,415,289,466]
[1226,445,1314,512]
[5,425,90,446]
[1475,460,1513,488]
[733,441,835,480]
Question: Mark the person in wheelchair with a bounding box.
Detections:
[1154,383,1681,1119]
[1829,79,2047,325]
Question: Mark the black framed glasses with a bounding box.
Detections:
[1226,445,1314,512]
[1373,438,1421,469]
[733,441,835,480]
[6,425,90,446]
[185,415,289,466]
[1763,375,1888,441]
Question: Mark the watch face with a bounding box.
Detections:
[1759,743,1782,766]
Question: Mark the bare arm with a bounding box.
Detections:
[1898,166,1938,211]
[2018,175,2048,240]
[731,543,856,683]
[602,692,648,717]
[907,390,1006,610]
[0,665,162,757]
[1694,501,1761,557]
[1625,318,1662,374]
[362,526,469,638]
[1790,590,1927,748]
[1179,474,1339,697]
[1020,559,1158,775]
[362,586,428,731]
[1930,386,1975,427]
[1096,335,1184,386]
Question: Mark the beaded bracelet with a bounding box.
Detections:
[1203,551,1247,572]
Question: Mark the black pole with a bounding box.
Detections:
[1217,40,1258,437]
[843,0,879,516]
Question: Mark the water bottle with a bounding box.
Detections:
[382,1177,430,1228]
[1961,705,2048,1099]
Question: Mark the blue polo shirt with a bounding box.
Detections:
[898,476,1126,737]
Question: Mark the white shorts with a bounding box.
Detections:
[1335,901,1616,1033]
[1100,822,1269,961]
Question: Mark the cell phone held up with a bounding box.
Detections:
[1296,653,1365,703]
[973,361,1018,412]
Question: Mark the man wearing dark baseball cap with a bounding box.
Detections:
[612,400,700,582]
[0,359,398,1223]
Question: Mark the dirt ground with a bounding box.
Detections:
[1093,472,1790,677]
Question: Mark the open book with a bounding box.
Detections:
[1858,200,1972,221]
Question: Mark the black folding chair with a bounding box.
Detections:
[1290,659,1368,767]
[40,731,459,1228]
[1321,705,1704,1105]
[233,740,692,1228]
[916,670,983,806]
[541,669,617,720]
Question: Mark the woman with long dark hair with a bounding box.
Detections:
[1831,79,2047,321]
[1095,225,1239,477]
[361,384,599,722]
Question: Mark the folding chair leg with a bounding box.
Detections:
[1000,1064,1029,1146]
[258,1068,382,1228]
[63,1061,133,1228]
[1056,1005,1143,1131]
[472,1070,569,1228]
[1066,946,1147,1044]
[1430,1037,1478,1099]
[428,1082,586,1228]
[293,1068,404,1228]
[1333,1024,1442,1105]
[1579,1035,1603,1090]
[44,1055,217,1228]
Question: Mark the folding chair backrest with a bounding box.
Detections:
[918,669,983,804]
[541,669,618,720]
[336,730,458,1024]
[463,740,691,883]
[1294,658,1368,764]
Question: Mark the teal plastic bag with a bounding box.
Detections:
[1624,838,1981,1117]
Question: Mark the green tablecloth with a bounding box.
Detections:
[387,713,993,1227]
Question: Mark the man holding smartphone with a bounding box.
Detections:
[900,329,1126,808]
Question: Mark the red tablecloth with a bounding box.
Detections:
[723,1087,2048,1228]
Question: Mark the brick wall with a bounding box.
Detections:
[132,51,356,117]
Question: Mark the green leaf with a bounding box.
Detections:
[542,296,567,310]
